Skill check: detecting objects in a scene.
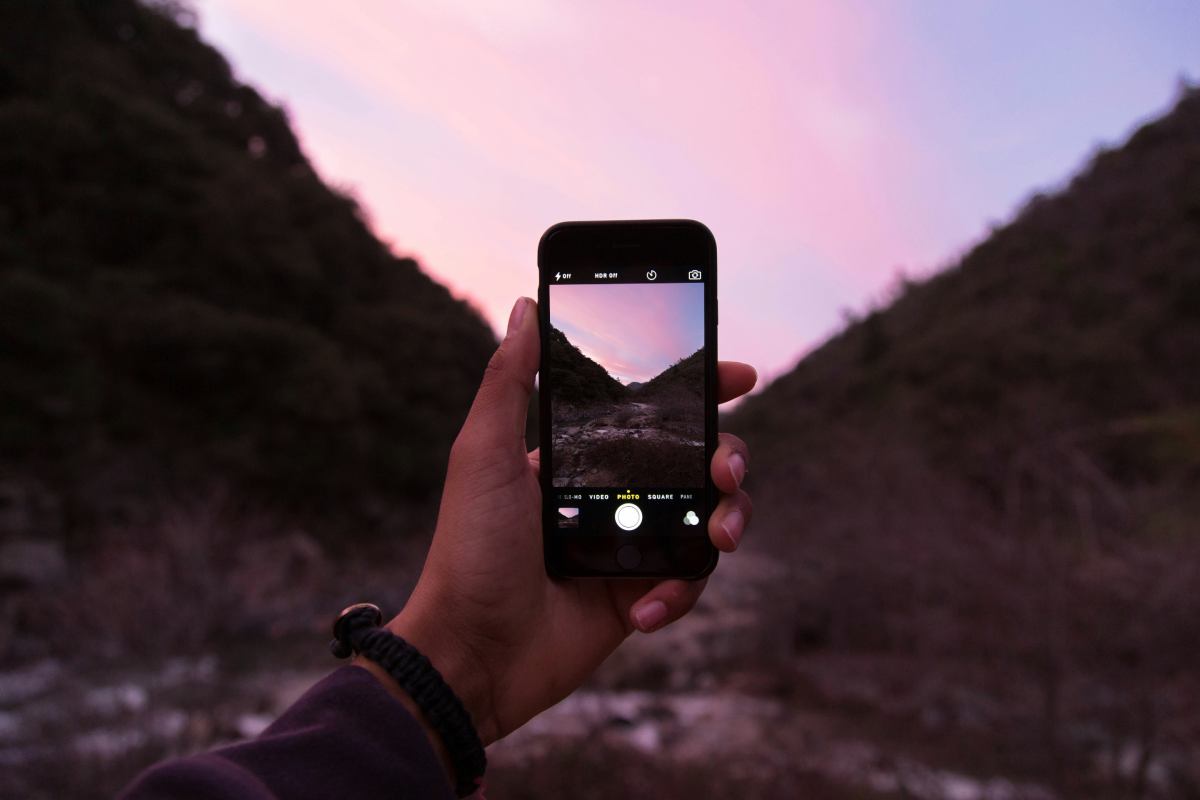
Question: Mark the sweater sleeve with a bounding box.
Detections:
[118,665,456,800]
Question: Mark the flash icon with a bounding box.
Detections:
[555,272,562,281]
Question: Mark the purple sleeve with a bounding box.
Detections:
[119,665,455,800]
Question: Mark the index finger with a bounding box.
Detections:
[717,361,757,404]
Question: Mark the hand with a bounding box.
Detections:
[361,296,756,750]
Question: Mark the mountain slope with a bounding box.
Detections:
[725,89,1200,794]
[640,348,704,403]
[734,87,1200,508]
[547,325,626,407]
[0,0,497,524]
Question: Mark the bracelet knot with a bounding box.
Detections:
[329,602,383,658]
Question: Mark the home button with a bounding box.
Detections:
[616,545,642,570]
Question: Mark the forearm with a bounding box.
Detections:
[119,666,455,800]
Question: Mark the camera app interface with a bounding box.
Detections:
[549,267,706,536]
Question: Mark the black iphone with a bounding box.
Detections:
[538,220,718,578]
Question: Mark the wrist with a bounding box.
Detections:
[385,604,499,746]
[333,601,490,796]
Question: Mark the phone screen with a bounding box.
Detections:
[539,221,717,577]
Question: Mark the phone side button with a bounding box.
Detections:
[616,544,642,570]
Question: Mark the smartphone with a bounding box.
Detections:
[538,220,718,578]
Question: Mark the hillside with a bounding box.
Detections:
[726,88,1200,795]
[0,0,497,530]
[734,89,1200,501]
[640,347,704,403]
[547,325,626,407]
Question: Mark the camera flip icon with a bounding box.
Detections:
[688,269,702,280]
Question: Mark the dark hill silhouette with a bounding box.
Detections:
[547,325,625,407]
[733,88,1200,512]
[640,348,704,403]
[0,0,496,525]
[727,87,1200,795]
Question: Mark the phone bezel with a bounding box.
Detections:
[537,219,719,579]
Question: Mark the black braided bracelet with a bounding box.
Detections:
[330,603,486,797]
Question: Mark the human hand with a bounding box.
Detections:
[363,296,756,747]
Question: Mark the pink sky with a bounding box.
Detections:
[195,1,1199,389]
[550,283,704,384]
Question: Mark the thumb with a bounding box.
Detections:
[460,297,539,451]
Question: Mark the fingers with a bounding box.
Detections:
[711,433,749,495]
[457,298,539,452]
[527,447,540,478]
[717,361,757,404]
[710,433,752,550]
[628,578,708,633]
[709,488,753,552]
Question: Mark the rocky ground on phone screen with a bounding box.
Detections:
[551,400,705,488]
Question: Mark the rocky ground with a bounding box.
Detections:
[551,399,705,487]
[7,544,1189,799]
[0,646,329,799]
[486,552,1066,800]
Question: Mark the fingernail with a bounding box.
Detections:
[721,509,744,550]
[506,297,530,338]
[728,453,746,488]
[633,600,668,632]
